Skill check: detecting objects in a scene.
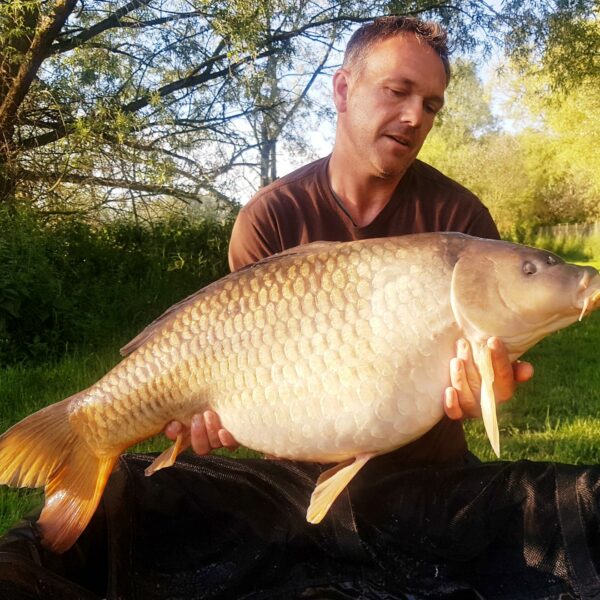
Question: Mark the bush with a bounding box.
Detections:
[0,209,65,361]
[527,231,600,263]
[0,208,235,364]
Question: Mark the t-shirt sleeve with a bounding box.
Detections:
[228,203,281,272]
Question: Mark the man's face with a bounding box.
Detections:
[334,34,446,179]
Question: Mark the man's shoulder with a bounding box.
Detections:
[410,159,481,204]
[408,160,499,240]
[242,157,328,216]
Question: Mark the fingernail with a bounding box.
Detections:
[451,358,462,374]
[487,337,500,350]
[444,389,453,408]
[192,414,202,428]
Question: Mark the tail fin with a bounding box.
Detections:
[0,395,117,553]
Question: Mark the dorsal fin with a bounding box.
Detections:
[120,240,337,357]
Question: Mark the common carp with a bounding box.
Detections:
[1,233,599,553]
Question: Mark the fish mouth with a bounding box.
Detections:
[577,272,600,321]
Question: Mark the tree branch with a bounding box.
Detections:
[18,168,203,203]
[52,0,154,54]
[16,10,438,151]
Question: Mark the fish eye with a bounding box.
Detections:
[546,255,557,266]
[523,261,537,275]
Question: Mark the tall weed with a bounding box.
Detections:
[0,208,235,364]
[517,230,600,263]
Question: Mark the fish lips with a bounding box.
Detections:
[577,270,600,319]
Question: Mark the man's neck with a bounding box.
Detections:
[328,150,409,228]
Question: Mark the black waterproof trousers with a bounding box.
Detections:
[1,453,599,599]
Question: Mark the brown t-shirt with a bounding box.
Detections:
[228,156,500,465]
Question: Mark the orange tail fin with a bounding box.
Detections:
[0,395,117,553]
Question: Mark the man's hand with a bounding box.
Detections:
[444,337,534,420]
[164,411,239,455]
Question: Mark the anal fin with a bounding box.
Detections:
[145,432,189,476]
[307,453,375,524]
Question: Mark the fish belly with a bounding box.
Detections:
[199,241,460,461]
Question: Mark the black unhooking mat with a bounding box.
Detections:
[1,452,600,599]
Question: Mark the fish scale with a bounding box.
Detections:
[1,232,600,553]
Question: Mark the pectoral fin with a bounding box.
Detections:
[307,452,375,524]
[474,343,500,457]
[145,432,189,476]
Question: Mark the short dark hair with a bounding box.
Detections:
[343,16,451,84]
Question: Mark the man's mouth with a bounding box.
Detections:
[385,134,412,148]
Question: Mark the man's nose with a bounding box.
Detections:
[400,97,423,127]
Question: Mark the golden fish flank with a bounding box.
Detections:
[1,232,600,553]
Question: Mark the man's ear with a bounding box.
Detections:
[332,68,350,113]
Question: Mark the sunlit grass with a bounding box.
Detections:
[531,232,600,265]
[579,259,600,270]
[465,287,600,463]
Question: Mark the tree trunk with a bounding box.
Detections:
[0,0,78,204]
[0,135,17,203]
[260,137,278,188]
[270,140,277,183]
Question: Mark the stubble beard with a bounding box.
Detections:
[369,151,413,182]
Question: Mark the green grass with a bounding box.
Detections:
[529,232,600,265]
[578,259,600,270]
[465,310,600,462]
[0,344,126,534]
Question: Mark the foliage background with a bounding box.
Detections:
[0,207,234,364]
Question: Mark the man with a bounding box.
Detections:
[166,16,533,461]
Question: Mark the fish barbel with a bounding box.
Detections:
[1,233,599,553]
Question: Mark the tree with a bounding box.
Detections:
[503,0,599,92]
[508,78,600,226]
[2,0,590,216]
[242,36,336,188]
[421,65,600,236]
[0,0,78,201]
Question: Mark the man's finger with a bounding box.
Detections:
[487,337,515,402]
[450,356,481,418]
[190,413,211,455]
[204,410,223,449]
[443,387,464,420]
[456,338,481,396]
[164,420,182,441]
[218,429,239,450]
[513,360,534,383]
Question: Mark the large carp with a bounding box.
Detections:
[1,233,599,553]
